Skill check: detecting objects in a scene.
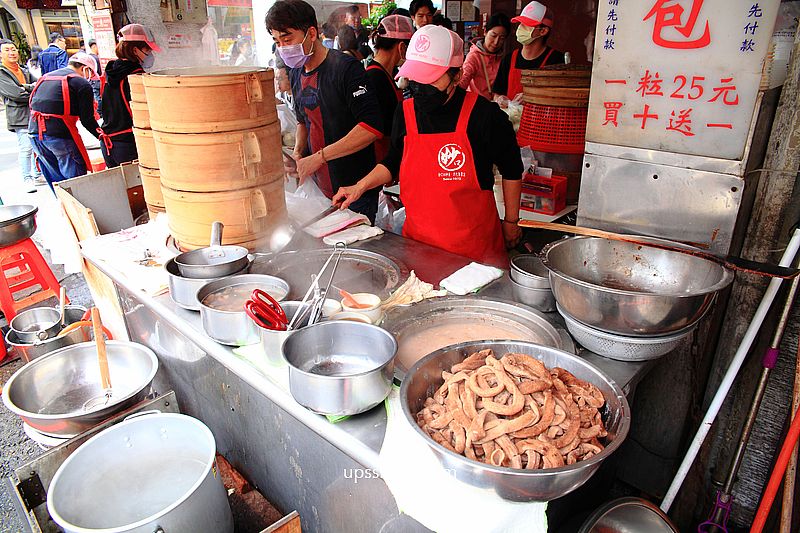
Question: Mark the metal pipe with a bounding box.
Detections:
[661,228,800,512]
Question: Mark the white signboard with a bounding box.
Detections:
[91,12,116,69]
[586,0,779,161]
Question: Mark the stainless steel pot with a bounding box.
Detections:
[543,236,733,336]
[165,256,250,311]
[400,340,630,502]
[510,255,550,289]
[47,413,234,533]
[197,274,290,346]
[2,341,159,437]
[0,204,37,247]
[282,321,397,416]
[6,306,87,362]
[174,221,250,279]
[9,306,63,343]
[509,278,556,312]
[578,497,679,533]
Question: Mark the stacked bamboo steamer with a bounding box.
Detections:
[141,67,286,251]
[520,65,591,106]
[129,73,164,220]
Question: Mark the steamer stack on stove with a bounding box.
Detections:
[136,67,287,251]
[128,73,164,220]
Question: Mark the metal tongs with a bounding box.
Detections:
[288,242,347,329]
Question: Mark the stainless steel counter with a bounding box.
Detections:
[84,231,650,533]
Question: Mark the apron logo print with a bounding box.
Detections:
[415,35,431,53]
[438,143,466,172]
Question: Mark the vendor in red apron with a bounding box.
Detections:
[99,23,161,168]
[332,25,523,268]
[492,1,565,101]
[28,52,101,190]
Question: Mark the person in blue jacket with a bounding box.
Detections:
[39,33,68,75]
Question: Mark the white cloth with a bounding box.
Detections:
[322,225,383,246]
[304,209,370,238]
[439,262,504,295]
[379,388,548,533]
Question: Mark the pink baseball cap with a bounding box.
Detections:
[378,15,414,40]
[396,25,464,84]
[118,23,161,52]
[512,1,554,28]
[69,52,99,79]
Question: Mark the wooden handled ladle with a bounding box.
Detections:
[91,307,112,401]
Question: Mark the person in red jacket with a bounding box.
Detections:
[459,13,510,100]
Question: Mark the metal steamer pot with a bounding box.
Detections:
[6,306,88,362]
[165,257,250,311]
[1,341,158,437]
[174,221,250,279]
[47,413,234,533]
[197,274,290,346]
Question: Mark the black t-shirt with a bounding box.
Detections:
[101,59,143,143]
[365,59,401,137]
[492,46,566,97]
[291,49,383,198]
[28,68,100,139]
[381,87,523,189]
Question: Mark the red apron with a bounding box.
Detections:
[399,91,507,268]
[97,68,143,152]
[506,47,555,99]
[366,63,401,162]
[29,72,93,170]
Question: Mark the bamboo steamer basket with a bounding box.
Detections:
[143,67,277,133]
[147,203,165,221]
[154,123,283,192]
[128,73,146,103]
[162,180,287,251]
[139,165,163,207]
[132,127,158,168]
[131,101,150,129]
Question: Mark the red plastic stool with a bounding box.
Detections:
[0,238,67,322]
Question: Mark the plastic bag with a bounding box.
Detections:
[284,179,331,225]
[375,192,405,235]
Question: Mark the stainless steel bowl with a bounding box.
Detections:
[2,341,159,437]
[282,321,397,416]
[509,278,556,312]
[578,497,678,532]
[165,257,250,311]
[542,236,733,336]
[0,204,38,247]
[510,255,550,289]
[6,306,88,363]
[255,301,312,366]
[400,340,630,502]
[10,306,63,343]
[197,274,290,346]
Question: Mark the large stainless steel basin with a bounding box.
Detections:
[542,236,733,336]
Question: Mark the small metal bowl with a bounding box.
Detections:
[509,277,556,312]
[400,340,630,502]
[282,321,397,416]
[510,255,550,289]
[10,307,63,343]
[578,497,678,532]
[0,204,38,247]
[6,306,88,363]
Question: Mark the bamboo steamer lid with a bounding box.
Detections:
[132,127,158,168]
[143,67,277,134]
[139,165,163,207]
[162,180,287,252]
[154,123,283,192]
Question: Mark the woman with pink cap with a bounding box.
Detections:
[492,1,565,101]
[99,23,161,168]
[333,25,523,268]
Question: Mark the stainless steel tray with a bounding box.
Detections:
[381,296,575,375]
[251,248,406,300]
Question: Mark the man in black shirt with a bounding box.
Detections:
[267,0,384,221]
[333,25,523,267]
[28,53,101,188]
[492,1,565,99]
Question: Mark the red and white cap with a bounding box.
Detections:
[377,15,414,40]
[396,25,464,85]
[69,51,99,79]
[512,1,554,28]
[118,23,161,52]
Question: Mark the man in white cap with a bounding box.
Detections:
[333,25,523,268]
[28,52,101,188]
[493,1,564,100]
